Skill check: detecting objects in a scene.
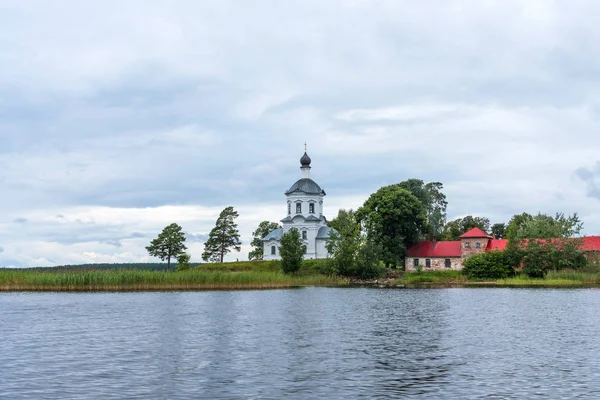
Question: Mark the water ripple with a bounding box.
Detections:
[2,288,600,399]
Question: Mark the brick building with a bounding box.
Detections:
[405,227,600,271]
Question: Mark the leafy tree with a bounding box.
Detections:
[505,212,533,240]
[145,223,187,272]
[397,179,448,240]
[279,228,306,274]
[516,213,583,240]
[462,251,514,280]
[491,223,506,239]
[248,221,281,260]
[507,212,587,277]
[326,209,385,279]
[202,206,242,263]
[356,185,427,269]
[441,215,491,240]
[176,252,191,271]
[328,209,359,233]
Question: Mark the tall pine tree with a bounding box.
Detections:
[202,206,242,263]
[145,223,187,272]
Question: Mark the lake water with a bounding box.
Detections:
[2,288,600,399]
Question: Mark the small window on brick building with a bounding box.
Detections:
[271,246,276,255]
[414,258,419,268]
[302,230,307,240]
[445,259,451,268]
[426,259,431,268]
[465,242,470,248]
[476,241,481,249]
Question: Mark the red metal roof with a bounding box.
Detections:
[487,239,508,251]
[582,236,600,252]
[460,228,492,239]
[406,236,600,259]
[406,241,462,258]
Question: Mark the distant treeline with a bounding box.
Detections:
[3,263,202,272]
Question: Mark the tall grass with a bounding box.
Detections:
[0,269,347,291]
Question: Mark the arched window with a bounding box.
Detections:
[296,202,302,214]
[271,246,276,255]
[287,202,291,215]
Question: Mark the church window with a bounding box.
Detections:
[271,246,276,255]
[296,202,302,214]
[309,203,315,214]
[288,203,291,215]
[302,230,307,240]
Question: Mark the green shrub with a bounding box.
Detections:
[462,251,515,280]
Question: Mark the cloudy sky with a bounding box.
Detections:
[1,0,600,267]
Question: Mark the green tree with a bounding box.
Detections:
[397,179,448,240]
[326,209,384,278]
[507,212,587,277]
[202,206,242,263]
[356,185,427,269]
[176,252,191,271]
[145,223,187,272]
[491,223,506,239]
[279,228,306,274]
[462,251,514,280]
[248,221,281,260]
[505,212,533,240]
[441,215,491,240]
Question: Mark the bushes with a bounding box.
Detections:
[462,251,515,280]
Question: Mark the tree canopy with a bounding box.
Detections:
[491,223,506,239]
[397,179,448,240]
[326,209,383,278]
[279,228,306,274]
[145,223,187,272]
[506,212,587,277]
[441,215,491,240]
[202,206,242,263]
[248,221,281,260]
[356,185,427,268]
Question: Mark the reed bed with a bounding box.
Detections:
[0,269,347,291]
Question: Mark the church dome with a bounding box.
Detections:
[300,152,311,167]
[285,178,325,195]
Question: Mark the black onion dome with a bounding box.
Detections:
[300,152,311,167]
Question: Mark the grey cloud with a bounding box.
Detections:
[13,218,27,224]
[576,163,600,200]
[0,247,4,254]
[105,240,123,248]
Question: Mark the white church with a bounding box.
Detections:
[262,151,335,260]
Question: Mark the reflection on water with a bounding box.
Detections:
[2,288,600,399]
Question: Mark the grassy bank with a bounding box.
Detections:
[0,268,347,292]
[398,269,600,287]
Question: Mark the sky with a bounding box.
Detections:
[1,0,600,267]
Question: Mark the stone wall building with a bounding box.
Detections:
[406,227,600,271]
